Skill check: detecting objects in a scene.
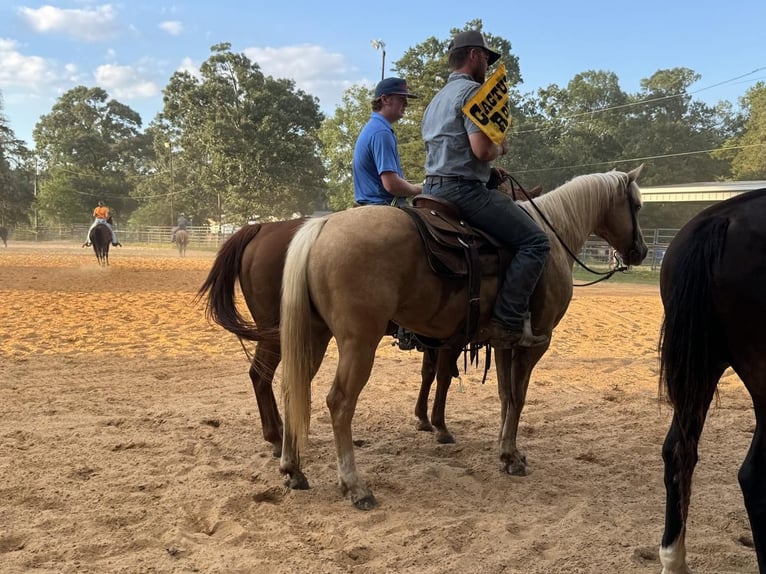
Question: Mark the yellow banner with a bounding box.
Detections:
[462,63,511,145]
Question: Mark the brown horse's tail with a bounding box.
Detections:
[196,224,276,342]
[281,217,328,456]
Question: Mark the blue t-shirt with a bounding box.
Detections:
[353,112,404,205]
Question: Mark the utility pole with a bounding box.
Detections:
[370,39,386,81]
[165,142,174,225]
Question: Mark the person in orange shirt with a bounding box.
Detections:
[82,201,121,247]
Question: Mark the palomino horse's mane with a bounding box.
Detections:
[521,171,641,232]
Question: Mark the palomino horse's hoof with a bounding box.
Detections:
[352,494,377,510]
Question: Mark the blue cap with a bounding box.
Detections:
[374,77,418,99]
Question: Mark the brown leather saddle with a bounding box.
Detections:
[400,195,512,347]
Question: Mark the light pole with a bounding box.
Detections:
[370,39,385,81]
[164,141,174,225]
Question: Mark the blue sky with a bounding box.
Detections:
[2,1,765,148]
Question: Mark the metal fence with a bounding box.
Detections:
[7,225,234,249]
[4,223,679,269]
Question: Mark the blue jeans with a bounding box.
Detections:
[423,180,549,330]
[86,219,118,245]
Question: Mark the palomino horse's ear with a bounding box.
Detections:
[627,163,645,182]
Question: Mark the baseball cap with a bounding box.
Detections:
[449,30,501,66]
[374,77,418,99]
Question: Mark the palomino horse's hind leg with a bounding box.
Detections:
[249,341,283,457]
[414,349,437,432]
[326,338,378,510]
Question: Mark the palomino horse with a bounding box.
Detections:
[89,223,112,266]
[0,226,7,247]
[197,178,543,457]
[279,167,647,509]
[199,219,472,457]
[175,229,189,257]
[658,187,766,573]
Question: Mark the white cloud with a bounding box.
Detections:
[177,56,201,79]
[0,38,59,89]
[243,44,359,112]
[18,4,119,42]
[159,21,183,36]
[94,63,160,98]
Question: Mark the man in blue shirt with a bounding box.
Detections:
[353,77,422,206]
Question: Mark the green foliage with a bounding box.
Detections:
[318,85,371,211]
[156,43,327,223]
[32,86,144,224]
[727,82,766,179]
[0,91,34,225]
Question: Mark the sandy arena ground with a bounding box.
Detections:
[0,241,758,573]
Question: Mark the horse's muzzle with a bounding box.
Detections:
[623,244,648,266]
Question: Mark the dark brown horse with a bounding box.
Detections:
[658,187,766,573]
[280,168,647,509]
[0,226,7,248]
[89,223,111,266]
[175,229,189,257]
[198,219,466,458]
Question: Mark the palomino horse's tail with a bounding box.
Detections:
[281,217,328,456]
[659,215,728,496]
[196,223,277,342]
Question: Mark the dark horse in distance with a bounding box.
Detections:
[175,229,189,257]
[658,187,766,573]
[0,226,7,247]
[89,223,112,266]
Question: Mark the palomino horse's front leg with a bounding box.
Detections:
[327,340,378,509]
[496,346,545,476]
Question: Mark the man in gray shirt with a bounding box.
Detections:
[421,29,550,349]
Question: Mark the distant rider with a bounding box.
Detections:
[82,201,121,247]
[171,213,189,243]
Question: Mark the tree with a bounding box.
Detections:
[32,86,144,224]
[0,91,34,225]
[621,68,732,185]
[727,82,766,179]
[393,20,523,184]
[157,43,327,223]
[318,85,371,211]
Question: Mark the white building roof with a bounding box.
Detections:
[641,180,766,203]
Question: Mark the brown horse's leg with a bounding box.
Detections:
[415,349,437,432]
[249,340,283,457]
[326,337,379,510]
[496,346,546,476]
[429,347,461,444]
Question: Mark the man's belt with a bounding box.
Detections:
[424,175,480,184]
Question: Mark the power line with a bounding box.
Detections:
[511,142,766,175]
[514,66,766,136]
